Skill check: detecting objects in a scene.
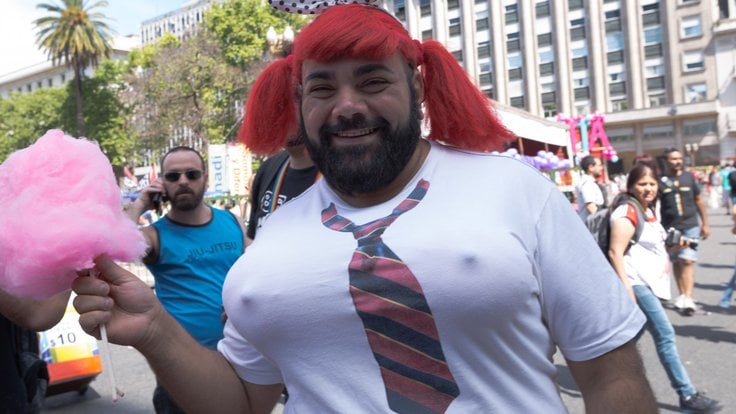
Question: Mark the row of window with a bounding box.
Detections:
[11,73,67,94]
[608,118,716,143]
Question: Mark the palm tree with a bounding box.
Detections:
[34,0,113,137]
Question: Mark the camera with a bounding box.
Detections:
[665,227,698,249]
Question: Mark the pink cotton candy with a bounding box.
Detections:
[0,130,146,299]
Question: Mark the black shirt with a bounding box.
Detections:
[658,171,701,230]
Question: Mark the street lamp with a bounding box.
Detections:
[685,143,699,168]
[265,25,294,60]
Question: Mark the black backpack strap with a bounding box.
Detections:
[628,199,648,246]
[254,150,290,210]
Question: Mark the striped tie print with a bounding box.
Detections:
[321,179,460,413]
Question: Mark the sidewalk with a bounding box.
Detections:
[558,207,736,413]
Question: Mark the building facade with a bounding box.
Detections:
[0,35,138,100]
[139,0,220,45]
[385,0,736,166]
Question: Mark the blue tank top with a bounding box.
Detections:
[147,207,244,348]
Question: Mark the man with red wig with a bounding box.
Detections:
[72,3,656,413]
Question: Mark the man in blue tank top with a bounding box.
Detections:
[125,146,245,414]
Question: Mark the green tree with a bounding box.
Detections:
[34,0,113,137]
[128,31,249,154]
[205,0,309,67]
[59,59,136,166]
[0,88,66,162]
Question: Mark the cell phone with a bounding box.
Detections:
[151,192,168,213]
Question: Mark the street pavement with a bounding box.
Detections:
[41,207,735,413]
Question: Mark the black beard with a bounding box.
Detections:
[170,187,205,211]
[302,92,422,196]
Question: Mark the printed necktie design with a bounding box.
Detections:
[321,179,460,413]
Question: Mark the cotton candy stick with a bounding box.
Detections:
[91,267,125,402]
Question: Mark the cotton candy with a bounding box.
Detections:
[0,129,146,299]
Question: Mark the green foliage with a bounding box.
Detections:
[0,88,66,162]
[205,0,309,67]
[59,60,137,166]
[127,30,250,155]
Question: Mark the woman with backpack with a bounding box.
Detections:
[608,163,720,413]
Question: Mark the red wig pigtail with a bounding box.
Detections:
[238,57,297,155]
[421,40,515,152]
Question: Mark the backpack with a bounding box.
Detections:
[585,195,647,259]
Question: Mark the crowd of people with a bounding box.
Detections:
[1,2,732,413]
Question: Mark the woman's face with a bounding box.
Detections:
[632,173,658,205]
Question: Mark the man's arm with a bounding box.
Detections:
[73,256,282,413]
[0,289,71,331]
[694,192,710,239]
[567,340,657,413]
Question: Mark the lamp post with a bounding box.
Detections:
[265,25,294,60]
[685,143,699,168]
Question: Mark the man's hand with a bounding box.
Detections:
[700,223,710,240]
[72,256,164,351]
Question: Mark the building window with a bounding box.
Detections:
[683,119,716,136]
[685,83,707,102]
[540,62,554,75]
[420,0,431,17]
[644,26,662,44]
[683,50,705,71]
[605,19,622,32]
[509,67,523,80]
[478,42,491,58]
[507,39,521,52]
[568,0,584,10]
[422,29,433,40]
[648,93,667,107]
[449,18,461,36]
[538,33,552,46]
[479,72,493,86]
[643,124,674,140]
[541,91,556,104]
[607,50,624,64]
[47,78,53,87]
[681,15,703,38]
[505,5,519,24]
[448,0,459,9]
[508,53,523,68]
[539,50,554,63]
[510,96,525,108]
[606,32,624,50]
[644,44,663,58]
[611,99,629,112]
[543,104,558,118]
[536,1,551,17]
[571,26,586,40]
[608,127,635,142]
[645,63,665,77]
[646,76,665,91]
[572,56,588,70]
[609,81,626,95]
[452,50,463,62]
[477,18,489,31]
[642,3,661,26]
[574,86,590,100]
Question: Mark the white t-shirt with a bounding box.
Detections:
[576,174,604,221]
[610,203,671,300]
[219,142,645,413]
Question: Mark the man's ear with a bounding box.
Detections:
[412,68,424,104]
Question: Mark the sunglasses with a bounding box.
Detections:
[163,169,203,182]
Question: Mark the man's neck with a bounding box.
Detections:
[336,139,431,208]
[166,203,211,225]
[286,145,314,170]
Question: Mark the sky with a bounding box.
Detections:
[0,0,189,76]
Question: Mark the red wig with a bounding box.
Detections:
[239,4,514,155]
